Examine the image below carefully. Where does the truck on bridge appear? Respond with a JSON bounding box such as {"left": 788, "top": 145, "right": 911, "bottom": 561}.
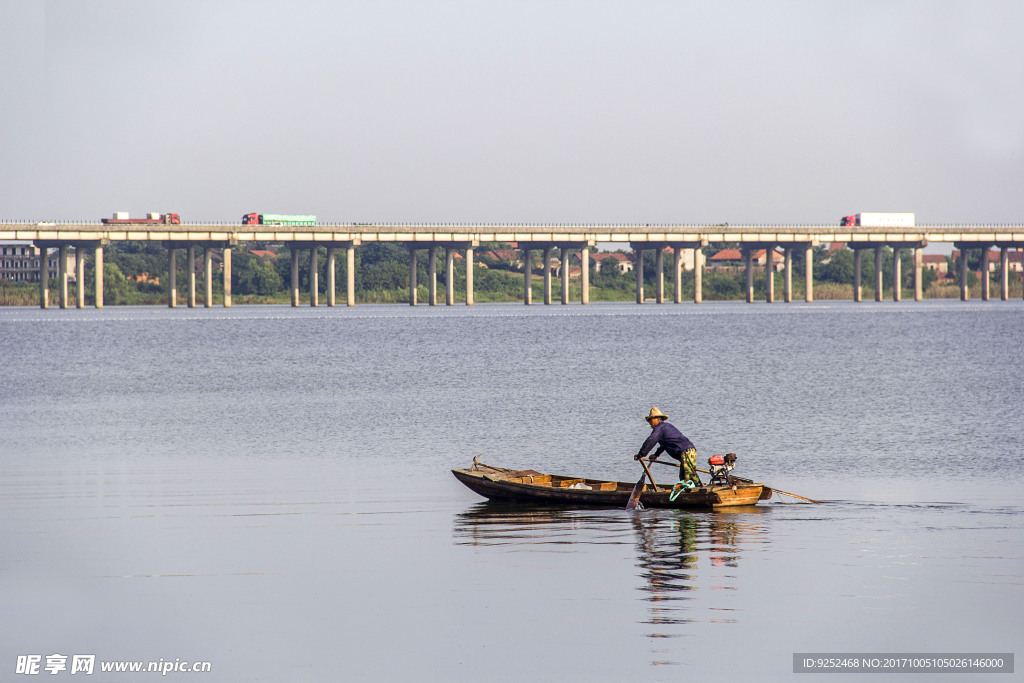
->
{"left": 242, "top": 213, "right": 316, "bottom": 226}
{"left": 101, "top": 212, "right": 181, "bottom": 225}
{"left": 840, "top": 213, "right": 915, "bottom": 228}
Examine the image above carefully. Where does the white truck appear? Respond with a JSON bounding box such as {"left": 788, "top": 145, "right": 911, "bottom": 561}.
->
{"left": 840, "top": 213, "right": 915, "bottom": 228}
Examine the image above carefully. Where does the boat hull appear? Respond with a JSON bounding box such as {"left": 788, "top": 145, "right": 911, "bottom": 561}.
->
{"left": 452, "top": 463, "right": 770, "bottom": 509}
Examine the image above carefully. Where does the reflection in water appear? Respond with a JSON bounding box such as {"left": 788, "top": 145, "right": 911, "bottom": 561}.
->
{"left": 633, "top": 513, "right": 699, "bottom": 624}
{"left": 634, "top": 509, "right": 769, "bottom": 667}
{"left": 632, "top": 510, "right": 765, "bottom": 628}
{"left": 453, "top": 503, "right": 769, "bottom": 640}
{"left": 452, "top": 501, "right": 630, "bottom": 548}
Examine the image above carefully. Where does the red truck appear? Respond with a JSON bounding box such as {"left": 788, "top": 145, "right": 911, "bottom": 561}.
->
{"left": 101, "top": 212, "right": 181, "bottom": 225}
{"left": 840, "top": 213, "right": 915, "bottom": 228}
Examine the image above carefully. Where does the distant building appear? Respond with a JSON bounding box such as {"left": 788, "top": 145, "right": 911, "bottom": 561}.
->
{"left": 652, "top": 246, "right": 697, "bottom": 271}
{"left": 0, "top": 242, "right": 71, "bottom": 283}
{"left": 482, "top": 249, "right": 523, "bottom": 268}
{"left": 709, "top": 248, "right": 783, "bottom": 271}
{"left": 952, "top": 249, "right": 1024, "bottom": 273}
{"left": 922, "top": 254, "right": 949, "bottom": 276}
{"left": 574, "top": 249, "right": 698, "bottom": 274}
{"left": 590, "top": 252, "right": 633, "bottom": 274}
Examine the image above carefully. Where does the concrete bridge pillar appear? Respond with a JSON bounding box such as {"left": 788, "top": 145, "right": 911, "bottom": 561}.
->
{"left": 744, "top": 248, "right": 754, "bottom": 303}
{"left": 804, "top": 246, "right": 813, "bottom": 303}
{"left": 76, "top": 247, "right": 85, "bottom": 308}
{"left": 309, "top": 247, "right": 319, "bottom": 307}
{"left": 58, "top": 244, "right": 68, "bottom": 309}
{"left": 959, "top": 246, "right": 969, "bottom": 300}
{"left": 874, "top": 246, "right": 884, "bottom": 302}
{"left": 428, "top": 246, "right": 437, "bottom": 306}
{"left": 1000, "top": 247, "right": 1009, "bottom": 301}
{"left": 635, "top": 249, "right": 644, "bottom": 304}
{"left": 409, "top": 247, "right": 418, "bottom": 306}
{"left": 223, "top": 247, "right": 232, "bottom": 307}
{"left": 581, "top": 246, "right": 589, "bottom": 305}
{"left": 188, "top": 245, "right": 197, "bottom": 308}
{"left": 655, "top": 248, "right": 664, "bottom": 304}
{"left": 94, "top": 245, "right": 104, "bottom": 309}
{"left": 522, "top": 248, "right": 532, "bottom": 304}
{"left": 290, "top": 247, "right": 300, "bottom": 307}
{"left": 673, "top": 247, "right": 682, "bottom": 304}
{"left": 347, "top": 246, "right": 356, "bottom": 307}
{"left": 543, "top": 246, "right": 552, "bottom": 305}
{"left": 327, "top": 247, "right": 336, "bottom": 307}
{"left": 784, "top": 248, "right": 793, "bottom": 302}
{"left": 446, "top": 247, "right": 455, "bottom": 305}
{"left": 38, "top": 246, "right": 48, "bottom": 309}
{"left": 560, "top": 246, "right": 570, "bottom": 305}
{"left": 893, "top": 247, "right": 902, "bottom": 302}
{"left": 205, "top": 247, "right": 214, "bottom": 307}
{"left": 980, "top": 246, "right": 991, "bottom": 301}
{"left": 56, "top": 244, "right": 69, "bottom": 309}
{"left": 167, "top": 247, "right": 177, "bottom": 307}
{"left": 765, "top": 246, "right": 774, "bottom": 303}
{"left": 914, "top": 247, "right": 923, "bottom": 302}
{"left": 693, "top": 248, "right": 703, "bottom": 304}
{"left": 465, "top": 247, "right": 474, "bottom": 306}
{"left": 853, "top": 249, "right": 862, "bottom": 302}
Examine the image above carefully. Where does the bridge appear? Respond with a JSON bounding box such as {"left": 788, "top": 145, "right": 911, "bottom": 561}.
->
{"left": 3, "top": 222, "right": 1022, "bottom": 308}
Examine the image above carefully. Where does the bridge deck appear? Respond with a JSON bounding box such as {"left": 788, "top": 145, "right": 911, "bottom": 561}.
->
{"left": 4, "top": 222, "right": 1021, "bottom": 310}
{"left": 2, "top": 222, "right": 1023, "bottom": 246}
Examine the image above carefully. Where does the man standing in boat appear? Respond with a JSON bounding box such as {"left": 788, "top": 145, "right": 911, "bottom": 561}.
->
{"left": 634, "top": 407, "right": 701, "bottom": 486}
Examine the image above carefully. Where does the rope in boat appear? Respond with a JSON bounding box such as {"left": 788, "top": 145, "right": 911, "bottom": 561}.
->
{"left": 668, "top": 480, "right": 695, "bottom": 501}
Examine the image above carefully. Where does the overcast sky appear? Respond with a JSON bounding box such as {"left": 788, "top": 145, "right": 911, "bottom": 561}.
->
{"left": 1, "top": 0, "right": 1021, "bottom": 226}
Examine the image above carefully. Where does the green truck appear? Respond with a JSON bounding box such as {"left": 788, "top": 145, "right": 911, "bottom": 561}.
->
{"left": 242, "top": 213, "right": 317, "bottom": 226}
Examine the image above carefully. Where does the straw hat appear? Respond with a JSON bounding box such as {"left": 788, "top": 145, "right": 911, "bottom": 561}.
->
{"left": 645, "top": 407, "right": 669, "bottom": 422}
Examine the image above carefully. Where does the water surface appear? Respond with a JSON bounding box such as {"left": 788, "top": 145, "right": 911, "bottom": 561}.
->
{"left": 2, "top": 301, "right": 1021, "bottom": 680}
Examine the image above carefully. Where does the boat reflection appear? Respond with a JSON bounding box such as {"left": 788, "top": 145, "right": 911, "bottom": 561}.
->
{"left": 454, "top": 503, "right": 768, "bottom": 632}
{"left": 452, "top": 501, "right": 629, "bottom": 547}
{"left": 632, "top": 508, "right": 767, "bottom": 630}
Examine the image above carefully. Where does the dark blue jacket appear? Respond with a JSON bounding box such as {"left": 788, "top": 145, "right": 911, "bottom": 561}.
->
{"left": 637, "top": 421, "right": 695, "bottom": 460}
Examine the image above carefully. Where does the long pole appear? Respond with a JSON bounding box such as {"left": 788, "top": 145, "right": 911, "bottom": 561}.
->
{"left": 638, "top": 458, "right": 659, "bottom": 492}
{"left": 643, "top": 457, "right": 820, "bottom": 503}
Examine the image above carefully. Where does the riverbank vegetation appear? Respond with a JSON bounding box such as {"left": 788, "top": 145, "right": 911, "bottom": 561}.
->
{"left": 4, "top": 242, "right": 1020, "bottom": 305}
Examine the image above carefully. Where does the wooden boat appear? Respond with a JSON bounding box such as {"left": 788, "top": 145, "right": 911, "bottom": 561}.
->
{"left": 452, "top": 459, "right": 772, "bottom": 509}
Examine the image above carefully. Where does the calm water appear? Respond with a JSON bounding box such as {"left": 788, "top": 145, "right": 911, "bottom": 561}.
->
{"left": 2, "top": 301, "right": 1022, "bottom": 681}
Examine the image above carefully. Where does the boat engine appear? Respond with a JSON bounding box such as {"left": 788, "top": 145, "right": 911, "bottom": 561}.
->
{"left": 708, "top": 453, "right": 738, "bottom": 485}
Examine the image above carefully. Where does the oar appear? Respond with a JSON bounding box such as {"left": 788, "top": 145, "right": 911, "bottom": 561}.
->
{"left": 625, "top": 473, "right": 646, "bottom": 511}
{"left": 638, "top": 457, "right": 660, "bottom": 492}
{"left": 768, "top": 489, "right": 821, "bottom": 504}
{"left": 626, "top": 457, "right": 662, "bottom": 511}
{"left": 645, "top": 458, "right": 821, "bottom": 503}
